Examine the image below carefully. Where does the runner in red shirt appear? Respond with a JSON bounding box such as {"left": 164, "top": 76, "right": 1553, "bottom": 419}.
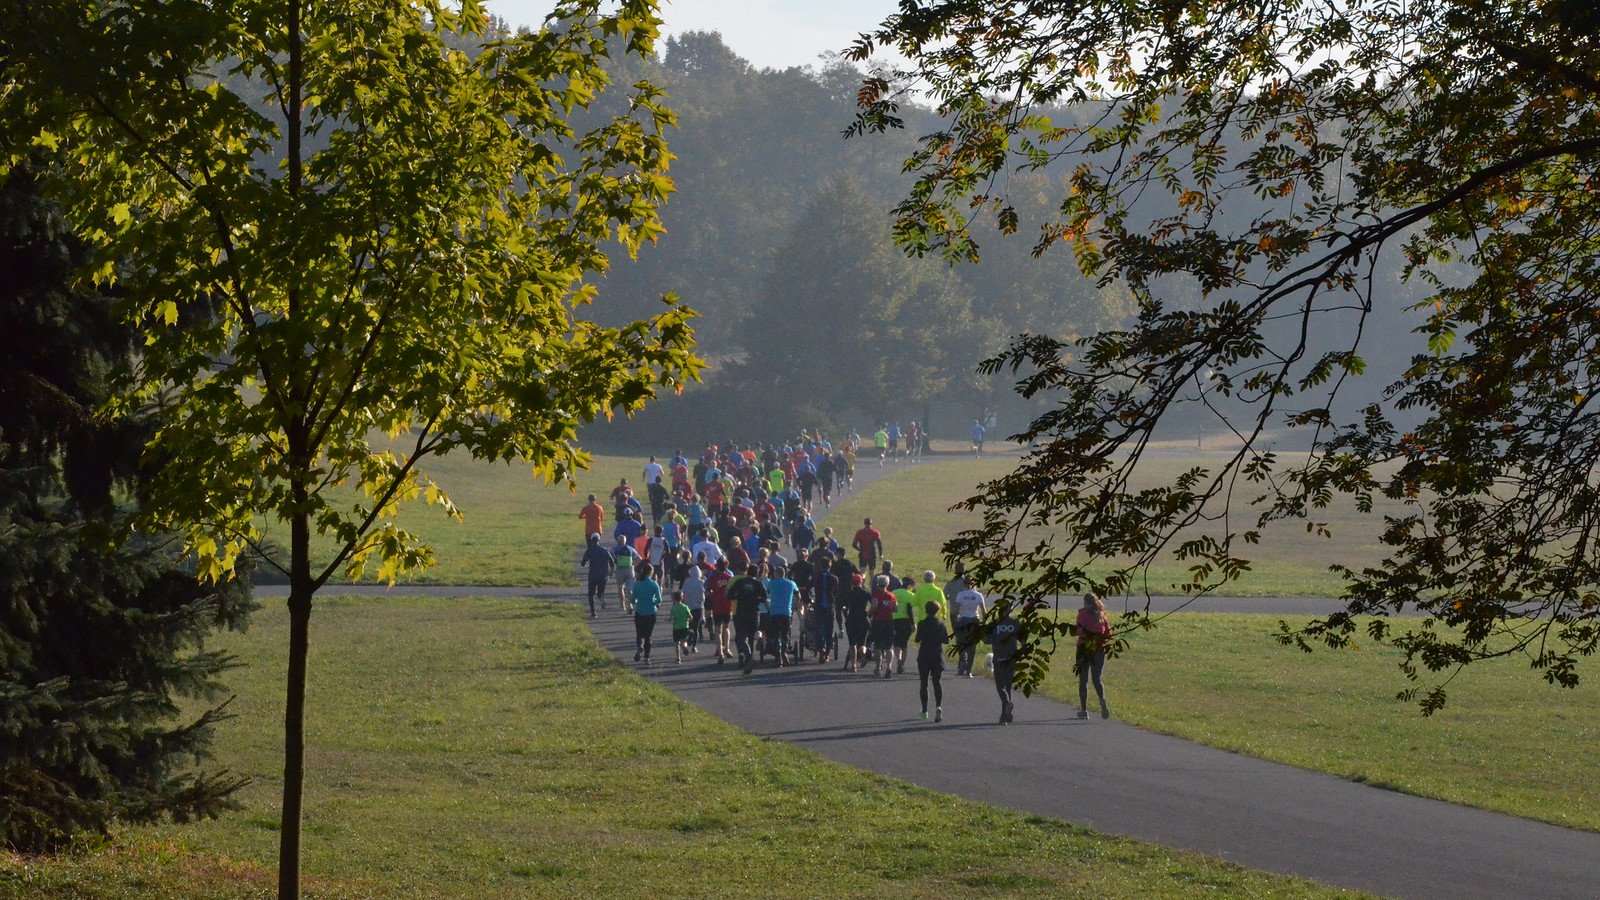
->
{"left": 868, "top": 575, "right": 898, "bottom": 678}
{"left": 578, "top": 494, "right": 605, "bottom": 544}
{"left": 853, "top": 517, "right": 884, "bottom": 571}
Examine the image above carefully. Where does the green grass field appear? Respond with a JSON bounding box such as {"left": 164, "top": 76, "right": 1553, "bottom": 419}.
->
{"left": 1030, "top": 613, "right": 1600, "bottom": 832}
{"left": 828, "top": 453, "right": 1398, "bottom": 598}
{"left": 265, "top": 452, "right": 645, "bottom": 588}
{"left": 0, "top": 598, "right": 1355, "bottom": 899}
{"left": 830, "top": 458, "right": 1600, "bottom": 831}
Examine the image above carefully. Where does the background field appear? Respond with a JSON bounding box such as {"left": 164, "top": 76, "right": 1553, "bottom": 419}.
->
{"left": 262, "top": 452, "right": 644, "bottom": 588}
{"left": 828, "top": 452, "right": 1399, "bottom": 598}
{"left": 829, "top": 456, "right": 1600, "bottom": 831}
{"left": 1, "top": 598, "right": 1352, "bottom": 899}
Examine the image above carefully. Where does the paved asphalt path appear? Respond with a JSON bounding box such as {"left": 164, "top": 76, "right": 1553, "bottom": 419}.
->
{"left": 255, "top": 456, "right": 1600, "bottom": 899}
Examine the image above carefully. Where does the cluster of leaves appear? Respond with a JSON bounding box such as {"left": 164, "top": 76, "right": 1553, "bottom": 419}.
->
{"left": 0, "top": 0, "right": 700, "bottom": 589}
{"left": 853, "top": 0, "right": 1600, "bottom": 707}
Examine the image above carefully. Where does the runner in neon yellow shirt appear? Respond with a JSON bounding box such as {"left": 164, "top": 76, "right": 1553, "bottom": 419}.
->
{"left": 873, "top": 427, "right": 888, "bottom": 466}
{"left": 767, "top": 466, "right": 785, "bottom": 494}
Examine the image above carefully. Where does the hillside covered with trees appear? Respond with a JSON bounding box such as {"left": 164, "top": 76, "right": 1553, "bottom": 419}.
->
{"left": 581, "top": 32, "right": 1132, "bottom": 445}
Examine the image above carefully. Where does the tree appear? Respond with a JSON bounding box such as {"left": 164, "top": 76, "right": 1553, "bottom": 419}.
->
{"left": 0, "top": 166, "right": 254, "bottom": 851}
{"left": 1, "top": 2, "right": 698, "bottom": 895}
{"left": 733, "top": 176, "right": 985, "bottom": 428}
{"left": 852, "top": 0, "right": 1600, "bottom": 707}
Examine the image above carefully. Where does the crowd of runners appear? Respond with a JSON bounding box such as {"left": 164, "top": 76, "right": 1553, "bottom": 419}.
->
{"left": 574, "top": 431, "right": 1113, "bottom": 725}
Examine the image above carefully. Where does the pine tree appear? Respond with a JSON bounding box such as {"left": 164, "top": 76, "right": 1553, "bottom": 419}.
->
{"left": 0, "top": 166, "right": 254, "bottom": 852}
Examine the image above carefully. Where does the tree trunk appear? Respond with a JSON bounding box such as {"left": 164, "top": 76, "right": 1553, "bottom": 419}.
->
{"left": 278, "top": 4, "right": 307, "bottom": 895}
{"left": 278, "top": 509, "right": 311, "bottom": 899}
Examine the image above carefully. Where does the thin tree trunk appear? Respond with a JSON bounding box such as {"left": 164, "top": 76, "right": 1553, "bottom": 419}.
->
{"left": 278, "top": 4, "right": 306, "bottom": 894}
{"left": 277, "top": 540, "right": 311, "bottom": 899}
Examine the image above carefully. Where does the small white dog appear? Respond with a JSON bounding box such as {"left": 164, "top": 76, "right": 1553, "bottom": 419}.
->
{"left": 983, "top": 652, "right": 994, "bottom": 672}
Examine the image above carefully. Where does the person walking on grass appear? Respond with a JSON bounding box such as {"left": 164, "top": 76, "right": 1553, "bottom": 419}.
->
{"left": 915, "top": 600, "right": 950, "bottom": 722}
{"left": 949, "top": 577, "right": 986, "bottom": 677}
{"left": 1077, "top": 593, "right": 1113, "bottom": 719}
{"left": 580, "top": 533, "right": 614, "bottom": 618}
{"left": 632, "top": 562, "right": 662, "bottom": 665}
{"left": 670, "top": 590, "right": 693, "bottom": 664}
{"left": 868, "top": 575, "right": 899, "bottom": 679}
{"left": 988, "top": 602, "right": 1022, "bottom": 724}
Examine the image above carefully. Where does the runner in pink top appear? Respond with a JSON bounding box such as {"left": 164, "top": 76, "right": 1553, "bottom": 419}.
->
{"left": 1076, "top": 594, "right": 1112, "bottom": 719}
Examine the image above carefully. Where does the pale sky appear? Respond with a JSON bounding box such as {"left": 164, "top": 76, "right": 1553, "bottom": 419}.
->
{"left": 489, "top": 0, "right": 902, "bottom": 70}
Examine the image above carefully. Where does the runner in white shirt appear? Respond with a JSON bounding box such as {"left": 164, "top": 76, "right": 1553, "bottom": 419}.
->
{"left": 643, "top": 455, "right": 664, "bottom": 486}
{"left": 691, "top": 535, "right": 725, "bottom": 566}
{"left": 950, "top": 585, "right": 987, "bottom": 677}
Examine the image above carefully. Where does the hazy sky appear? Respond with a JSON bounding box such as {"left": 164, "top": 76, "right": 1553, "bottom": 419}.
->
{"left": 488, "top": 0, "right": 901, "bottom": 70}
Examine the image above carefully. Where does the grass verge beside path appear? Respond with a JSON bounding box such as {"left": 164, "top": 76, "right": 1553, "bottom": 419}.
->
{"left": 1033, "top": 613, "right": 1600, "bottom": 832}
{"left": 3, "top": 597, "right": 1358, "bottom": 899}
{"left": 269, "top": 453, "right": 641, "bottom": 588}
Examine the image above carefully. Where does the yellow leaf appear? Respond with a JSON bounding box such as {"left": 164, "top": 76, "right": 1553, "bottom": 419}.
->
{"left": 110, "top": 202, "right": 131, "bottom": 225}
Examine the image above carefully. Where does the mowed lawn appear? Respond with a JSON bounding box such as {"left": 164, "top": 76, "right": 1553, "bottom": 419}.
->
{"left": 1031, "top": 614, "right": 1600, "bottom": 832}
{"left": 265, "top": 451, "right": 646, "bottom": 588}
{"left": 1, "top": 598, "right": 1356, "bottom": 899}
{"left": 834, "top": 457, "right": 1600, "bottom": 831}
{"left": 827, "top": 453, "right": 1401, "bottom": 598}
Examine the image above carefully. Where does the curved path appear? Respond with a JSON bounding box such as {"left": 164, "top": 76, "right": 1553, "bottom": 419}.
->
{"left": 256, "top": 456, "right": 1600, "bottom": 899}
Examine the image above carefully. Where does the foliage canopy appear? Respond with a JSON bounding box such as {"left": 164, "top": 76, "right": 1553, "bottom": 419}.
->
{"left": 853, "top": 0, "right": 1600, "bottom": 708}
{"left": 3, "top": 0, "right": 694, "bottom": 893}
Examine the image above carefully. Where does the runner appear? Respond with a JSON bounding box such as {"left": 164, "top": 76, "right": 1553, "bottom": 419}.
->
{"left": 707, "top": 560, "right": 734, "bottom": 662}
{"left": 890, "top": 574, "right": 918, "bottom": 675}
{"left": 631, "top": 562, "right": 662, "bottom": 665}
{"left": 841, "top": 443, "right": 856, "bottom": 489}
{"left": 670, "top": 590, "right": 692, "bottom": 664}
{"left": 988, "top": 601, "right": 1022, "bottom": 724}
{"left": 839, "top": 572, "right": 871, "bottom": 672}
{"left": 971, "top": 419, "right": 986, "bottom": 456}
{"left": 852, "top": 517, "right": 883, "bottom": 572}
{"left": 915, "top": 600, "right": 950, "bottom": 722}
{"left": 643, "top": 455, "right": 664, "bottom": 488}
{"left": 1076, "top": 593, "right": 1112, "bottom": 719}
{"left": 579, "top": 533, "right": 613, "bottom": 618}
{"left": 679, "top": 555, "right": 704, "bottom": 650}
{"left": 577, "top": 494, "right": 605, "bottom": 547}
{"left": 610, "top": 477, "right": 633, "bottom": 516}
{"left": 646, "top": 524, "right": 668, "bottom": 579}
{"left": 873, "top": 425, "right": 889, "bottom": 466}
{"left": 765, "top": 565, "right": 798, "bottom": 668}
{"left": 913, "top": 571, "right": 946, "bottom": 623}
{"left": 691, "top": 529, "right": 724, "bottom": 567}
{"left": 950, "top": 576, "right": 986, "bottom": 677}
{"left": 888, "top": 422, "right": 901, "bottom": 461}
{"left": 817, "top": 451, "right": 837, "bottom": 506}
{"left": 647, "top": 476, "right": 670, "bottom": 526}
{"left": 612, "top": 533, "right": 640, "bottom": 613}
{"left": 868, "top": 575, "right": 899, "bottom": 678}
{"left": 730, "top": 564, "right": 768, "bottom": 675}
{"left": 809, "top": 551, "right": 838, "bottom": 664}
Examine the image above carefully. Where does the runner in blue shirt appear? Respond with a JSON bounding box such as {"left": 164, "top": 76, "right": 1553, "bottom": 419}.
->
{"left": 631, "top": 564, "right": 663, "bottom": 664}
{"left": 971, "top": 420, "right": 986, "bottom": 456}
{"left": 765, "top": 567, "right": 799, "bottom": 667}
{"left": 579, "top": 534, "right": 614, "bottom": 618}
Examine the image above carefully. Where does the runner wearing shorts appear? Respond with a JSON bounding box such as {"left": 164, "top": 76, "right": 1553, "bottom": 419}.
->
{"left": 853, "top": 518, "right": 883, "bottom": 573}
{"left": 868, "top": 576, "right": 899, "bottom": 678}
